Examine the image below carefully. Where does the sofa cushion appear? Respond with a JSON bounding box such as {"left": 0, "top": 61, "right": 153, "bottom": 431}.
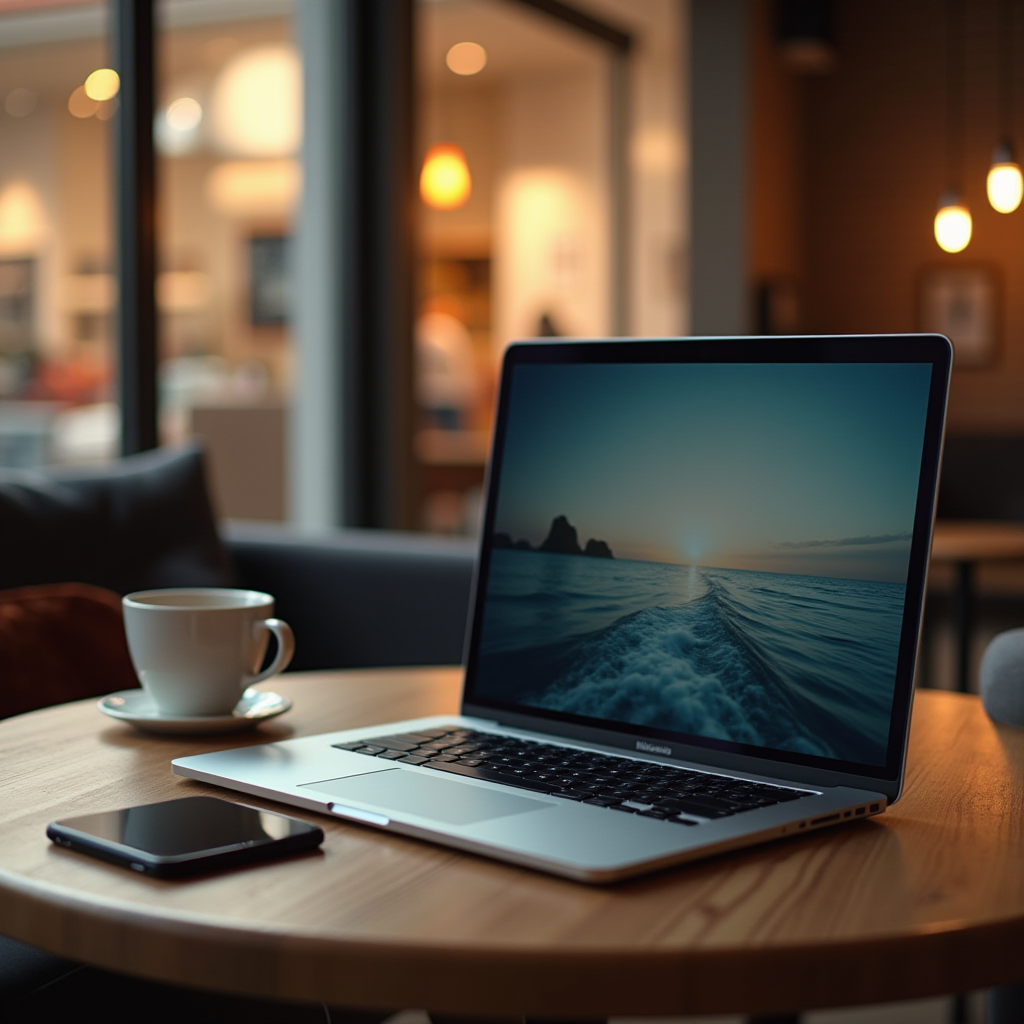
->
{"left": 0, "top": 583, "right": 139, "bottom": 720}
{"left": 0, "top": 443, "right": 234, "bottom": 595}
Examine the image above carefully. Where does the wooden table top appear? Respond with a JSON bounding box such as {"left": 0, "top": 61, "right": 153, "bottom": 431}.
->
{"left": 931, "top": 519, "right": 1024, "bottom": 563}
{"left": 3, "top": 669, "right": 1024, "bottom": 1018}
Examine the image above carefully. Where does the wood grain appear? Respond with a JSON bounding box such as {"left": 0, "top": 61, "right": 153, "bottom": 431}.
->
{"left": 2, "top": 670, "right": 1024, "bottom": 1017}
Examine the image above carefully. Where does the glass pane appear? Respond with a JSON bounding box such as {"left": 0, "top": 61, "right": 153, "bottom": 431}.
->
{"left": 156, "top": 0, "right": 299, "bottom": 521}
{"left": 0, "top": 2, "right": 115, "bottom": 467}
{"left": 414, "top": 0, "right": 686, "bottom": 535}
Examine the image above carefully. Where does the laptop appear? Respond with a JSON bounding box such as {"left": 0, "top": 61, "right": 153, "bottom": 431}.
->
{"left": 175, "top": 334, "right": 952, "bottom": 883}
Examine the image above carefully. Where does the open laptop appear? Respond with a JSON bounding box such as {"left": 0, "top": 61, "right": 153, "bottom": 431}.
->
{"left": 175, "top": 334, "right": 952, "bottom": 883}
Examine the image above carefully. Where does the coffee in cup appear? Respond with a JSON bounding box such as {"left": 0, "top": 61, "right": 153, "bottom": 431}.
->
{"left": 122, "top": 588, "right": 295, "bottom": 717}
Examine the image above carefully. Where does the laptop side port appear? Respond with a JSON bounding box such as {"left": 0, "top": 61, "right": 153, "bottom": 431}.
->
{"left": 810, "top": 813, "right": 841, "bottom": 826}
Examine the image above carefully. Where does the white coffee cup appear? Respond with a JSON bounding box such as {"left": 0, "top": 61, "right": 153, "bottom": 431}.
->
{"left": 122, "top": 588, "right": 295, "bottom": 717}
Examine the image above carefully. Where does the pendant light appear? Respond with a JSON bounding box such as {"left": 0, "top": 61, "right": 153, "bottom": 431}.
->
{"left": 936, "top": 0, "right": 971, "bottom": 252}
{"left": 987, "top": 0, "right": 1022, "bottom": 212}
{"left": 934, "top": 192, "right": 973, "bottom": 253}
{"left": 420, "top": 144, "right": 472, "bottom": 210}
{"left": 988, "top": 143, "right": 1023, "bottom": 213}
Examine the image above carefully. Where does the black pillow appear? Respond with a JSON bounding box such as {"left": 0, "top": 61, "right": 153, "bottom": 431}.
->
{"left": 0, "top": 443, "right": 235, "bottom": 595}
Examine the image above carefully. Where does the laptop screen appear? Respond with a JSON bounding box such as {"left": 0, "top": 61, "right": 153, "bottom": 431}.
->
{"left": 463, "top": 337, "right": 951, "bottom": 783}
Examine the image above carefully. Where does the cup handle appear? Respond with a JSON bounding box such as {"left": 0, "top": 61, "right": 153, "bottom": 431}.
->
{"left": 247, "top": 618, "right": 295, "bottom": 685}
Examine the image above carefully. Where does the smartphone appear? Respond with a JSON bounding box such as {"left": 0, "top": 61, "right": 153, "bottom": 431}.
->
{"left": 47, "top": 796, "right": 324, "bottom": 878}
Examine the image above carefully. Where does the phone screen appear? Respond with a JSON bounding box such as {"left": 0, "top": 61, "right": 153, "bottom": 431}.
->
{"left": 48, "top": 796, "right": 323, "bottom": 876}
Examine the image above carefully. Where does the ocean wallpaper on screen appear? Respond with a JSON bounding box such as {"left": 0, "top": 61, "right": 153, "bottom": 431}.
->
{"left": 475, "top": 361, "right": 933, "bottom": 766}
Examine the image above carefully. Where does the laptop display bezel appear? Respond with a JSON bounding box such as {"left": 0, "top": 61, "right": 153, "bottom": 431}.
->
{"left": 460, "top": 335, "right": 952, "bottom": 802}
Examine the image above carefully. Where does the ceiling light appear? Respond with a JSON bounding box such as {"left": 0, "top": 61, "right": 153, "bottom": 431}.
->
{"left": 934, "top": 193, "right": 972, "bottom": 253}
{"left": 420, "top": 144, "right": 472, "bottom": 210}
{"left": 84, "top": 68, "right": 120, "bottom": 102}
{"left": 156, "top": 97, "right": 204, "bottom": 156}
{"left": 446, "top": 42, "right": 487, "bottom": 76}
{"left": 987, "top": 142, "right": 1023, "bottom": 213}
{"left": 167, "top": 97, "right": 203, "bottom": 132}
{"left": 209, "top": 45, "right": 301, "bottom": 157}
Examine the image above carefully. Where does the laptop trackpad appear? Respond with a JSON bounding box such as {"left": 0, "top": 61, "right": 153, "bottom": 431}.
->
{"left": 302, "top": 769, "right": 552, "bottom": 826}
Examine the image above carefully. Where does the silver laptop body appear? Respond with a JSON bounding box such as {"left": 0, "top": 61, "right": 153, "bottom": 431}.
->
{"left": 175, "top": 335, "right": 952, "bottom": 883}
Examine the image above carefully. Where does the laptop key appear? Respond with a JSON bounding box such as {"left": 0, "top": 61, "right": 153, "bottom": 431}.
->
{"left": 664, "top": 797, "right": 735, "bottom": 819}
{"left": 373, "top": 734, "right": 433, "bottom": 746}
{"left": 373, "top": 740, "right": 420, "bottom": 752}
{"left": 426, "top": 760, "right": 559, "bottom": 794}
{"left": 398, "top": 754, "right": 430, "bottom": 765}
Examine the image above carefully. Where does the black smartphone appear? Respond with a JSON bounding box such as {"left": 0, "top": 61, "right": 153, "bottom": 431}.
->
{"left": 47, "top": 796, "right": 324, "bottom": 878}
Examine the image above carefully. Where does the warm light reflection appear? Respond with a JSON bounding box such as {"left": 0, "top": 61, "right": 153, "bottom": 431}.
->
{"left": 446, "top": 42, "right": 487, "bottom": 76}
{"left": 167, "top": 97, "right": 203, "bottom": 132}
{"left": 420, "top": 144, "right": 471, "bottom": 210}
{"left": 205, "top": 159, "right": 301, "bottom": 216}
{"left": 0, "top": 181, "right": 48, "bottom": 253}
{"left": 157, "top": 271, "right": 211, "bottom": 312}
{"left": 84, "top": 68, "right": 120, "bottom": 102}
{"left": 934, "top": 199, "right": 972, "bottom": 253}
{"left": 5, "top": 87, "right": 36, "bottom": 118}
{"left": 68, "top": 86, "right": 98, "bottom": 119}
{"left": 987, "top": 161, "right": 1023, "bottom": 213}
{"left": 209, "top": 45, "right": 301, "bottom": 157}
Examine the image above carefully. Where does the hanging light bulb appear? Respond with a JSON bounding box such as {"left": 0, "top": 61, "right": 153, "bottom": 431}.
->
{"left": 419, "top": 144, "right": 471, "bottom": 210}
{"left": 987, "top": 142, "right": 1023, "bottom": 213}
{"left": 934, "top": 191, "right": 972, "bottom": 253}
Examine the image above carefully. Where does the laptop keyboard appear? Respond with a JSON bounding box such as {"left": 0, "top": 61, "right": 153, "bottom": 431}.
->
{"left": 333, "top": 726, "right": 815, "bottom": 826}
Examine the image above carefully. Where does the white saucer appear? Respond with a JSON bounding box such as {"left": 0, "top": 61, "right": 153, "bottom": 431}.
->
{"left": 98, "top": 687, "right": 292, "bottom": 734}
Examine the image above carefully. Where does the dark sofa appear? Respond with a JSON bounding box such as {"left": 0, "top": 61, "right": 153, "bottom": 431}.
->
{"left": 0, "top": 443, "right": 477, "bottom": 675}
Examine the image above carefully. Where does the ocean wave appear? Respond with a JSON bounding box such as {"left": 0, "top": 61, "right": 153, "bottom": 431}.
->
{"left": 475, "top": 551, "right": 903, "bottom": 764}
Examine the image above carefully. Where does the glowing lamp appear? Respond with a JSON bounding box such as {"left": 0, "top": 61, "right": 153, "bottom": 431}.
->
{"left": 446, "top": 42, "right": 487, "bottom": 76}
{"left": 934, "top": 193, "right": 972, "bottom": 253}
{"left": 987, "top": 143, "right": 1023, "bottom": 213}
{"left": 209, "top": 45, "right": 302, "bottom": 157}
{"left": 167, "top": 97, "right": 202, "bottom": 132}
{"left": 420, "top": 144, "right": 471, "bottom": 210}
{"left": 84, "top": 69, "right": 120, "bottom": 102}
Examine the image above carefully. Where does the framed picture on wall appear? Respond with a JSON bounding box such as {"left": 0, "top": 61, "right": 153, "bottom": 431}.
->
{"left": 248, "top": 234, "right": 291, "bottom": 327}
{"left": 918, "top": 266, "right": 999, "bottom": 368}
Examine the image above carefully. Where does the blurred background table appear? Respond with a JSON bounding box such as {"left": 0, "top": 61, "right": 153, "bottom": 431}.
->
{"left": 930, "top": 520, "right": 1024, "bottom": 691}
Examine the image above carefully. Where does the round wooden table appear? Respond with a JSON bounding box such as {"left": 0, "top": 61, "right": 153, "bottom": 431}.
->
{"left": 930, "top": 520, "right": 1024, "bottom": 691}
{"left": 2, "top": 669, "right": 1024, "bottom": 1018}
